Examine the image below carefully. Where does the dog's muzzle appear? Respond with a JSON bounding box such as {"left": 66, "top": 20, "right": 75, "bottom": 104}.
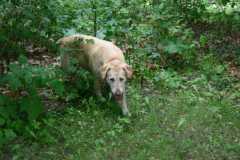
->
{"left": 113, "top": 90, "right": 123, "bottom": 101}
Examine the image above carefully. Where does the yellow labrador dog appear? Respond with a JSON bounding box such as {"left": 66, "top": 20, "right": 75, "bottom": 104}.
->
{"left": 57, "top": 34, "right": 133, "bottom": 116}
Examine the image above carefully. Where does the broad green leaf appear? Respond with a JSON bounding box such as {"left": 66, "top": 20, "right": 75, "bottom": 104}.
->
{"left": 4, "top": 129, "right": 17, "bottom": 141}
{"left": 177, "top": 117, "right": 186, "bottom": 128}
{"left": 20, "top": 96, "right": 44, "bottom": 120}
{"left": 0, "top": 117, "right": 5, "bottom": 126}
{"left": 18, "top": 55, "right": 28, "bottom": 65}
{"left": 164, "top": 42, "right": 179, "bottom": 54}
{"left": 6, "top": 74, "right": 22, "bottom": 91}
{"left": 48, "top": 79, "right": 65, "bottom": 96}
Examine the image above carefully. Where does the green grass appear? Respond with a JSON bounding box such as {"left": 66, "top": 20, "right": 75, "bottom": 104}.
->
{"left": 3, "top": 69, "right": 240, "bottom": 160}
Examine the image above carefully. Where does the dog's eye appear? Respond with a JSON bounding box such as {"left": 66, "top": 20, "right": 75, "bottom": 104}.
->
{"left": 119, "top": 77, "right": 124, "bottom": 82}
{"left": 110, "top": 78, "right": 115, "bottom": 82}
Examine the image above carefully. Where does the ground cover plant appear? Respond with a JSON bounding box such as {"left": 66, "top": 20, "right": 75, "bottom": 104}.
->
{"left": 0, "top": 0, "right": 239, "bottom": 159}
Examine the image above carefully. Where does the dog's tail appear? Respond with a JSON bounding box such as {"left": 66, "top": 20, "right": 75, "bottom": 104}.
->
{"left": 57, "top": 34, "right": 84, "bottom": 46}
{"left": 56, "top": 37, "right": 66, "bottom": 47}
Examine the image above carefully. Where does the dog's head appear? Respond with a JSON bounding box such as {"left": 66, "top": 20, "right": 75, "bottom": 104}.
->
{"left": 101, "top": 62, "right": 133, "bottom": 101}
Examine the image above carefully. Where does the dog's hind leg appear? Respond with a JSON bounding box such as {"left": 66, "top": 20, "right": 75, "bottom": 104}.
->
{"left": 60, "top": 49, "right": 70, "bottom": 71}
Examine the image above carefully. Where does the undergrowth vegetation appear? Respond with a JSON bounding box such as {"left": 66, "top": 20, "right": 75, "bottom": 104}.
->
{"left": 0, "top": 0, "right": 239, "bottom": 159}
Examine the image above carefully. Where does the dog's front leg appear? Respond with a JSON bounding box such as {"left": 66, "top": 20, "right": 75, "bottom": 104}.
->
{"left": 94, "top": 79, "right": 102, "bottom": 97}
{"left": 120, "top": 94, "right": 131, "bottom": 116}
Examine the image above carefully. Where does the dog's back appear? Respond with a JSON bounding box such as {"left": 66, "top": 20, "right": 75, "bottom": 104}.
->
{"left": 58, "top": 34, "right": 125, "bottom": 73}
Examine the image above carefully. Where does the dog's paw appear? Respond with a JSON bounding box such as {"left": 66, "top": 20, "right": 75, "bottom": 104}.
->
{"left": 123, "top": 110, "right": 131, "bottom": 117}
{"left": 127, "top": 112, "right": 132, "bottom": 117}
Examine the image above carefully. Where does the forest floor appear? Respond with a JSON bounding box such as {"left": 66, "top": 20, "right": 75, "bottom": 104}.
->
{"left": 4, "top": 63, "right": 240, "bottom": 160}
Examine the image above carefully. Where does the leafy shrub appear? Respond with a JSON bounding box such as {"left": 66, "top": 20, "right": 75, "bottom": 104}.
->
{"left": 0, "top": 0, "right": 78, "bottom": 65}
{"left": 63, "top": 0, "right": 197, "bottom": 69}
{"left": 174, "top": 0, "right": 206, "bottom": 22}
{"left": 154, "top": 69, "right": 183, "bottom": 89}
{"left": 0, "top": 56, "right": 65, "bottom": 147}
{"left": 203, "top": 1, "right": 240, "bottom": 31}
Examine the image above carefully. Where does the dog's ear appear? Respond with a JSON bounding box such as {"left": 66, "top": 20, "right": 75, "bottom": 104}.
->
{"left": 122, "top": 64, "right": 133, "bottom": 79}
{"left": 100, "top": 63, "right": 111, "bottom": 80}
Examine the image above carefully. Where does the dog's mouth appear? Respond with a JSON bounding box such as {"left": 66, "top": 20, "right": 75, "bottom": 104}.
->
{"left": 113, "top": 94, "right": 123, "bottom": 101}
